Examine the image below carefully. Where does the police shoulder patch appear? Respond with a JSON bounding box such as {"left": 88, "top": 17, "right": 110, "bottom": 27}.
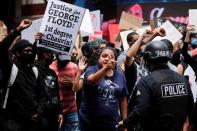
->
{"left": 136, "top": 90, "right": 141, "bottom": 96}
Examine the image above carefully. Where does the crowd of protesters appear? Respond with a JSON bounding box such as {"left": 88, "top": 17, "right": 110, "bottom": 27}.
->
{"left": 0, "top": 16, "right": 197, "bottom": 131}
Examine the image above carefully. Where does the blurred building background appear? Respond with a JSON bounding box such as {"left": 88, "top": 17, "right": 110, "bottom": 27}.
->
{"left": 1, "top": 0, "right": 197, "bottom": 31}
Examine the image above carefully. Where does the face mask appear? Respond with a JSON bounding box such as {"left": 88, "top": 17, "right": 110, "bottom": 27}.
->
{"left": 58, "top": 60, "right": 70, "bottom": 68}
{"left": 18, "top": 52, "right": 35, "bottom": 65}
{"left": 71, "top": 56, "right": 77, "bottom": 63}
{"left": 45, "top": 56, "right": 54, "bottom": 65}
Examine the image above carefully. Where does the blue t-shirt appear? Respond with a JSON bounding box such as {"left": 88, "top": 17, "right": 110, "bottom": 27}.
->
{"left": 79, "top": 65, "right": 128, "bottom": 129}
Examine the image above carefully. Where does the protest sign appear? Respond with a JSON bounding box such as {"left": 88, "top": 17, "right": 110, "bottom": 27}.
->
{"left": 189, "top": 9, "right": 197, "bottom": 33}
{"left": 80, "top": 10, "right": 101, "bottom": 37}
{"left": 80, "top": 9, "right": 94, "bottom": 36}
{"left": 150, "top": 18, "right": 187, "bottom": 31}
{"left": 170, "top": 21, "right": 187, "bottom": 31}
{"left": 136, "top": 25, "right": 151, "bottom": 36}
{"left": 101, "top": 14, "right": 104, "bottom": 26}
{"left": 108, "top": 24, "right": 120, "bottom": 43}
{"left": 150, "top": 18, "right": 166, "bottom": 29}
{"left": 90, "top": 10, "right": 101, "bottom": 31}
{"left": 22, "top": 18, "right": 42, "bottom": 43}
{"left": 119, "top": 11, "right": 143, "bottom": 30}
{"left": 153, "top": 20, "right": 183, "bottom": 45}
{"left": 184, "top": 65, "right": 197, "bottom": 102}
{"left": 89, "top": 31, "right": 102, "bottom": 41}
{"left": 120, "top": 30, "right": 133, "bottom": 50}
{"left": 39, "top": 0, "right": 85, "bottom": 54}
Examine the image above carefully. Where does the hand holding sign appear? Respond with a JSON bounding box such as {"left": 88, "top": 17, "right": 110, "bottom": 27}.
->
{"left": 187, "top": 24, "right": 195, "bottom": 32}
{"left": 184, "top": 24, "right": 195, "bottom": 43}
{"left": 140, "top": 30, "right": 148, "bottom": 38}
{"left": 153, "top": 27, "right": 166, "bottom": 37}
{"left": 34, "top": 32, "right": 43, "bottom": 42}
{"left": 146, "top": 29, "right": 153, "bottom": 35}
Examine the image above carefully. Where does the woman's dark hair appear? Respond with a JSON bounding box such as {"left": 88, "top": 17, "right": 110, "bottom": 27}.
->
{"left": 81, "top": 42, "right": 93, "bottom": 58}
{"left": 87, "top": 49, "right": 101, "bottom": 66}
{"left": 99, "top": 47, "right": 117, "bottom": 60}
{"left": 106, "top": 42, "right": 115, "bottom": 48}
{"left": 81, "top": 40, "right": 104, "bottom": 58}
{"left": 87, "top": 47, "right": 118, "bottom": 69}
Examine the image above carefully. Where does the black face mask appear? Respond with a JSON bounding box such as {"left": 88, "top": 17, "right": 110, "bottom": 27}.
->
{"left": 17, "top": 52, "right": 35, "bottom": 65}
{"left": 71, "top": 56, "right": 77, "bottom": 63}
{"left": 58, "top": 60, "right": 70, "bottom": 68}
{"left": 45, "top": 56, "right": 54, "bottom": 66}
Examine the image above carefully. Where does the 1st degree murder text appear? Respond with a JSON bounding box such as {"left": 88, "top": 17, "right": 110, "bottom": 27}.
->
{"left": 46, "top": 34, "right": 72, "bottom": 46}
{"left": 48, "top": 9, "right": 80, "bottom": 27}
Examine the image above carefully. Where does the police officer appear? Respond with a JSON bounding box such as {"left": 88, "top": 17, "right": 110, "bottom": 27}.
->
{"left": 117, "top": 40, "right": 194, "bottom": 131}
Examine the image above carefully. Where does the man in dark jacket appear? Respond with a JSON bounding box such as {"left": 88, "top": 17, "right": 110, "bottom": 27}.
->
{"left": 0, "top": 19, "right": 45, "bottom": 131}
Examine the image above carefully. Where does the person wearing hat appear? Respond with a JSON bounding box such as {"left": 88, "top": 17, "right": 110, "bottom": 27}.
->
{"left": 117, "top": 40, "right": 194, "bottom": 131}
{"left": 0, "top": 19, "right": 46, "bottom": 131}
{"left": 50, "top": 53, "right": 79, "bottom": 131}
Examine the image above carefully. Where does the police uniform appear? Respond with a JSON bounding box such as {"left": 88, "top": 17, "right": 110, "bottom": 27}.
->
{"left": 123, "top": 41, "right": 194, "bottom": 131}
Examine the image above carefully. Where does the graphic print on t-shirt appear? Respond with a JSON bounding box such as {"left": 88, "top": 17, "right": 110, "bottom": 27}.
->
{"left": 98, "top": 79, "right": 119, "bottom": 105}
{"left": 44, "top": 75, "right": 56, "bottom": 89}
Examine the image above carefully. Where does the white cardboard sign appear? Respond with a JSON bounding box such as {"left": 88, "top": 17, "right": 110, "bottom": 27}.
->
{"left": 153, "top": 20, "right": 183, "bottom": 45}
{"left": 120, "top": 30, "right": 133, "bottom": 51}
{"left": 22, "top": 18, "right": 42, "bottom": 43}
{"left": 90, "top": 10, "right": 101, "bottom": 31}
{"left": 39, "top": 0, "right": 85, "bottom": 54}
{"left": 189, "top": 9, "right": 197, "bottom": 33}
{"left": 80, "top": 9, "right": 94, "bottom": 36}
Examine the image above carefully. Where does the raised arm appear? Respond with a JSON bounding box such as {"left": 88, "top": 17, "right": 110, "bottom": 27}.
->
{"left": 73, "top": 56, "right": 87, "bottom": 91}
{"left": 143, "top": 27, "right": 166, "bottom": 44}
{"left": 126, "top": 31, "right": 146, "bottom": 66}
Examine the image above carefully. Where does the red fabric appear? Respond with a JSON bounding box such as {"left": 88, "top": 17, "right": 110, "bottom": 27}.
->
{"left": 50, "top": 61, "right": 78, "bottom": 114}
{"left": 108, "top": 24, "right": 120, "bottom": 43}
{"left": 192, "top": 48, "right": 197, "bottom": 56}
